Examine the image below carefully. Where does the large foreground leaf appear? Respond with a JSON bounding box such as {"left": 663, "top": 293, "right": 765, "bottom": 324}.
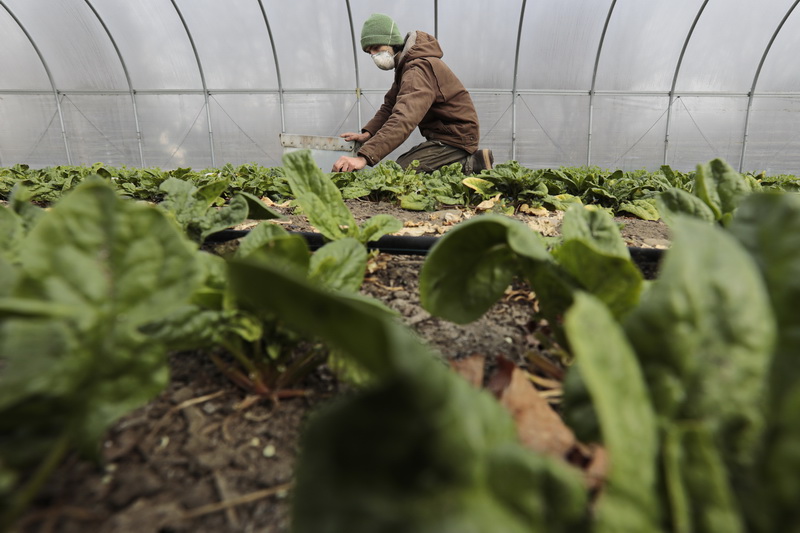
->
{"left": 624, "top": 217, "right": 774, "bottom": 469}
{"left": 662, "top": 423, "right": 745, "bottom": 533}
{"left": 564, "top": 293, "right": 660, "bottom": 533}
{"left": 228, "top": 259, "right": 587, "bottom": 533}
{"left": 729, "top": 193, "right": 800, "bottom": 405}
{"left": 729, "top": 193, "right": 800, "bottom": 531}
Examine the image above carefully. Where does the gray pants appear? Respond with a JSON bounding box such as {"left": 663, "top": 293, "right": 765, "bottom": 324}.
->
{"left": 395, "top": 140, "right": 475, "bottom": 174}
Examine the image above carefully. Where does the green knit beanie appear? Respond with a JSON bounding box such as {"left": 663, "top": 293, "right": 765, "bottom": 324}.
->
{"left": 360, "top": 14, "right": 404, "bottom": 51}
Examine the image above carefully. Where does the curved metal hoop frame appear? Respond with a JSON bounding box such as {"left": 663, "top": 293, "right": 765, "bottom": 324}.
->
{"left": 1, "top": 1, "right": 799, "bottom": 170}
{"left": 170, "top": 0, "right": 215, "bottom": 166}
{"left": 84, "top": 0, "right": 145, "bottom": 166}
{"left": 0, "top": 0, "right": 72, "bottom": 164}
{"left": 739, "top": 0, "right": 800, "bottom": 171}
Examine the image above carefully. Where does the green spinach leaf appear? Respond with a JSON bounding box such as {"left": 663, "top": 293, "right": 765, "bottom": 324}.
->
{"left": 420, "top": 214, "right": 552, "bottom": 324}
{"left": 308, "top": 238, "right": 367, "bottom": 293}
{"left": 228, "top": 259, "right": 588, "bottom": 533}
{"left": 283, "top": 151, "right": 359, "bottom": 240}
{"left": 623, "top": 217, "right": 774, "bottom": 468}
{"left": 0, "top": 179, "right": 200, "bottom": 524}
{"left": 564, "top": 293, "right": 660, "bottom": 533}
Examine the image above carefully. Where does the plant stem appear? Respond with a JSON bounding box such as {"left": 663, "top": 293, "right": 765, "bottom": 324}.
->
{"left": 1, "top": 431, "right": 70, "bottom": 530}
{"left": 209, "top": 353, "right": 256, "bottom": 391}
{"left": 277, "top": 351, "right": 322, "bottom": 390}
{"left": 274, "top": 388, "right": 312, "bottom": 400}
{"left": 220, "top": 340, "right": 261, "bottom": 378}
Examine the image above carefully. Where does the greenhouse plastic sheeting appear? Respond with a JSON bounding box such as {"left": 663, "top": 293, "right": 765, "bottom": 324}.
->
{"left": 0, "top": 0, "right": 798, "bottom": 173}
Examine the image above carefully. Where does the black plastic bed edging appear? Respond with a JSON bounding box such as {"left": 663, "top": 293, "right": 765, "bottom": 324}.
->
{"left": 205, "top": 228, "right": 665, "bottom": 274}
{"left": 206, "top": 229, "right": 439, "bottom": 255}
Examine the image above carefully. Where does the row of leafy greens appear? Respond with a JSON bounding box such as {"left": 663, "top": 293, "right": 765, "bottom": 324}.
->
{"left": 3, "top": 152, "right": 800, "bottom": 532}
{"left": 3, "top": 158, "right": 798, "bottom": 220}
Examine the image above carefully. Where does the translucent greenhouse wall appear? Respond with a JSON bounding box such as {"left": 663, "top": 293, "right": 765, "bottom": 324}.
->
{"left": 0, "top": 0, "right": 798, "bottom": 174}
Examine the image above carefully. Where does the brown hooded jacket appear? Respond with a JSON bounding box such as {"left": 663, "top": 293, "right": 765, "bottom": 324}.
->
{"left": 357, "top": 31, "right": 480, "bottom": 166}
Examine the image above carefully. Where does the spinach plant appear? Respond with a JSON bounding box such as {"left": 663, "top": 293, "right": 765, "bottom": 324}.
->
{"left": 158, "top": 176, "right": 280, "bottom": 243}
{"left": 228, "top": 257, "right": 589, "bottom": 533}
{"left": 332, "top": 160, "right": 421, "bottom": 203}
{"left": 417, "top": 162, "right": 800, "bottom": 531}
{"left": 0, "top": 178, "right": 202, "bottom": 528}
{"left": 419, "top": 204, "right": 642, "bottom": 345}
{"left": 211, "top": 162, "right": 292, "bottom": 200}
{"left": 283, "top": 150, "right": 402, "bottom": 244}
{"left": 145, "top": 220, "right": 373, "bottom": 400}
{"left": 658, "top": 158, "right": 758, "bottom": 226}
{"left": 146, "top": 150, "right": 401, "bottom": 398}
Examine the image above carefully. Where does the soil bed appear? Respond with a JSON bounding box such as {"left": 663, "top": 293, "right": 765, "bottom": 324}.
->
{"left": 18, "top": 200, "right": 670, "bottom": 533}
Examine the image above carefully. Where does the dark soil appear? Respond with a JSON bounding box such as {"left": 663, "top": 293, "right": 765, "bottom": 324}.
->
{"left": 16, "top": 200, "right": 670, "bottom": 533}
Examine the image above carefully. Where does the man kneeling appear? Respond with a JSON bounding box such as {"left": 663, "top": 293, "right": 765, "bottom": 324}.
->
{"left": 332, "top": 13, "right": 493, "bottom": 175}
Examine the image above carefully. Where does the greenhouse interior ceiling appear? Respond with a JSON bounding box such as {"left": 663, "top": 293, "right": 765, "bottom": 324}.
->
{"left": 1, "top": 0, "right": 799, "bottom": 173}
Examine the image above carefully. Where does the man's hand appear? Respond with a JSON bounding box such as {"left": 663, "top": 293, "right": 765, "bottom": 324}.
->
{"left": 340, "top": 131, "right": 371, "bottom": 143}
{"left": 332, "top": 155, "right": 368, "bottom": 173}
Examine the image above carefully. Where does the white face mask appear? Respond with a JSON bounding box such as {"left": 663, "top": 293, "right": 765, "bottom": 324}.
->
{"left": 371, "top": 50, "right": 396, "bottom": 70}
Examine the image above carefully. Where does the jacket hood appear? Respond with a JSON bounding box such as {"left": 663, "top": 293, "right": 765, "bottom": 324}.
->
{"left": 397, "top": 31, "right": 442, "bottom": 67}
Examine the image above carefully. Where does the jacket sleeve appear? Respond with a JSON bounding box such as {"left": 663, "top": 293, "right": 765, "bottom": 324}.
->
{"left": 362, "top": 83, "right": 398, "bottom": 136}
{"left": 358, "top": 63, "right": 438, "bottom": 166}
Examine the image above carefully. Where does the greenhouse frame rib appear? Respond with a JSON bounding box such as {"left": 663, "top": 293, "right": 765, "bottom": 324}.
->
{"left": 170, "top": 0, "right": 215, "bottom": 167}
{"left": 740, "top": 0, "right": 800, "bottom": 172}
{"left": 83, "top": 0, "right": 144, "bottom": 167}
{"left": 0, "top": 1, "right": 799, "bottom": 171}
{"left": 0, "top": 0, "right": 71, "bottom": 165}
{"left": 345, "top": 0, "right": 363, "bottom": 129}
{"left": 664, "top": 0, "right": 709, "bottom": 168}
{"left": 257, "top": 0, "right": 286, "bottom": 133}
{"left": 509, "top": 0, "right": 527, "bottom": 161}
{"left": 586, "top": 0, "right": 617, "bottom": 168}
